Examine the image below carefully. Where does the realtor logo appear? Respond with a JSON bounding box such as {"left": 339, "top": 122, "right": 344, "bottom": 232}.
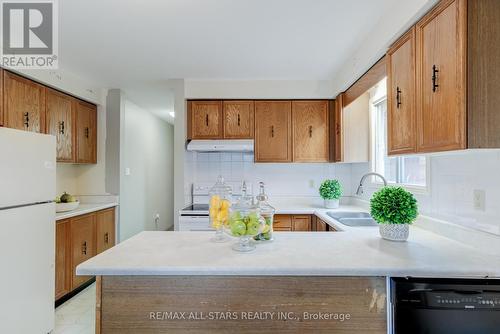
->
{"left": 1, "top": 0, "right": 58, "bottom": 68}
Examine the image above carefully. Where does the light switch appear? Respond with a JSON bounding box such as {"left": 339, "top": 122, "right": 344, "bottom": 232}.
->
{"left": 473, "top": 189, "right": 486, "bottom": 211}
{"left": 125, "top": 167, "right": 131, "bottom": 176}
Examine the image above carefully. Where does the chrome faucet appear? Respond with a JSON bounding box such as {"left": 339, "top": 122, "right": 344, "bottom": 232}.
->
{"left": 356, "top": 173, "right": 387, "bottom": 196}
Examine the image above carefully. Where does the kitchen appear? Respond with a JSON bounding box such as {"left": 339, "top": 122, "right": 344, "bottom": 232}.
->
{"left": 1, "top": 0, "right": 500, "bottom": 333}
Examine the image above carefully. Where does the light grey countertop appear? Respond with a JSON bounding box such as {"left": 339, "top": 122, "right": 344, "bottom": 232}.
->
{"left": 56, "top": 202, "right": 118, "bottom": 221}
{"left": 77, "top": 224, "right": 500, "bottom": 278}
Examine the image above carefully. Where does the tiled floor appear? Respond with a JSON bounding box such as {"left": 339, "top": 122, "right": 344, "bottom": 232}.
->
{"left": 54, "top": 283, "right": 96, "bottom": 334}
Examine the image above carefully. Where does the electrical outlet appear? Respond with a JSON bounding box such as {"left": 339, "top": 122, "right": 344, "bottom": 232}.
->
{"left": 154, "top": 214, "right": 160, "bottom": 230}
{"left": 309, "top": 180, "right": 315, "bottom": 188}
{"left": 473, "top": 189, "right": 486, "bottom": 211}
{"left": 125, "top": 167, "right": 131, "bottom": 176}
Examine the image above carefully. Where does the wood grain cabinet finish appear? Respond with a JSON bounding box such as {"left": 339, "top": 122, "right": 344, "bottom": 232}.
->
{"left": 333, "top": 95, "right": 344, "bottom": 162}
{"left": 415, "top": 0, "right": 467, "bottom": 153}
{"left": 70, "top": 213, "right": 96, "bottom": 290}
{"left": 75, "top": 100, "right": 97, "bottom": 163}
{"left": 189, "top": 101, "right": 223, "bottom": 139}
{"left": 292, "top": 215, "right": 312, "bottom": 231}
{"left": 387, "top": 28, "right": 417, "bottom": 155}
{"left": 315, "top": 217, "right": 328, "bottom": 231}
{"left": 46, "top": 89, "right": 76, "bottom": 162}
{"left": 96, "top": 208, "right": 115, "bottom": 254}
{"left": 55, "top": 219, "right": 71, "bottom": 300}
{"left": 254, "top": 101, "right": 292, "bottom": 162}
{"left": 0, "top": 69, "right": 3, "bottom": 126}
{"left": 3, "top": 71, "right": 46, "bottom": 133}
{"left": 292, "top": 100, "right": 329, "bottom": 162}
{"left": 223, "top": 101, "right": 254, "bottom": 139}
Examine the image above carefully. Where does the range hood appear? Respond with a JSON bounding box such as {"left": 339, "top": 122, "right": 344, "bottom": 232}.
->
{"left": 186, "top": 139, "right": 254, "bottom": 152}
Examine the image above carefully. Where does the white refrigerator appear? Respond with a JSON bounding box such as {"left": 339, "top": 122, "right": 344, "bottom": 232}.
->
{"left": 0, "top": 128, "right": 56, "bottom": 334}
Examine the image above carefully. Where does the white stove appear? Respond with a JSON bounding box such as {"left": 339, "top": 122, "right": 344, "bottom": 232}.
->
{"left": 178, "top": 181, "right": 252, "bottom": 231}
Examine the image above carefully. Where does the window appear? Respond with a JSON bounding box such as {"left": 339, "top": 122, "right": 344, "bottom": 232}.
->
{"left": 371, "top": 81, "right": 427, "bottom": 189}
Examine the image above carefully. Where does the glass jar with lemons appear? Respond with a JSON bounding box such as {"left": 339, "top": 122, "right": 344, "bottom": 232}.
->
{"left": 208, "top": 175, "right": 232, "bottom": 243}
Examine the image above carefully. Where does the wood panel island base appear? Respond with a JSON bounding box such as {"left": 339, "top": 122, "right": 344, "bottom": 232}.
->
{"left": 95, "top": 275, "right": 386, "bottom": 334}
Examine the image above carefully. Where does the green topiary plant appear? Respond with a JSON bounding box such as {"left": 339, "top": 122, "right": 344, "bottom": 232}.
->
{"left": 370, "top": 187, "right": 418, "bottom": 224}
{"left": 319, "top": 179, "right": 343, "bottom": 200}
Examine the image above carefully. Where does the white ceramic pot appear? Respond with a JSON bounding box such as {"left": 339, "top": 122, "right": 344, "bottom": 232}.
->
{"left": 324, "top": 199, "right": 340, "bottom": 209}
{"left": 379, "top": 224, "right": 409, "bottom": 241}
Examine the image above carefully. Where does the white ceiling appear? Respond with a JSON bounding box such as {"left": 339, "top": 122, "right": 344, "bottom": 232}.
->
{"left": 58, "top": 0, "right": 398, "bottom": 120}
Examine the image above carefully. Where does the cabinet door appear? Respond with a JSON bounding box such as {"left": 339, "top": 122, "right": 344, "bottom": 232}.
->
{"left": 254, "top": 101, "right": 292, "bottom": 162}
{"left": 96, "top": 208, "right": 115, "bottom": 254}
{"left": 0, "top": 69, "right": 3, "bottom": 126}
{"left": 223, "top": 101, "right": 254, "bottom": 139}
{"left": 55, "top": 220, "right": 70, "bottom": 300}
{"left": 387, "top": 28, "right": 417, "bottom": 155}
{"left": 3, "top": 71, "right": 46, "bottom": 133}
{"left": 415, "top": 0, "right": 466, "bottom": 153}
{"left": 316, "top": 218, "right": 327, "bottom": 231}
{"left": 70, "top": 214, "right": 96, "bottom": 290}
{"left": 46, "top": 89, "right": 75, "bottom": 162}
{"left": 292, "top": 215, "right": 311, "bottom": 231}
{"left": 190, "top": 101, "right": 222, "bottom": 139}
{"left": 333, "top": 95, "right": 344, "bottom": 162}
{"left": 292, "top": 101, "right": 329, "bottom": 162}
{"left": 273, "top": 214, "right": 292, "bottom": 230}
{"left": 75, "top": 100, "right": 97, "bottom": 163}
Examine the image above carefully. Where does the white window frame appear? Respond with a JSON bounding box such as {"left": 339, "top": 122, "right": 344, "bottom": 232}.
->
{"left": 368, "top": 86, "right": 430, "bottom": 195}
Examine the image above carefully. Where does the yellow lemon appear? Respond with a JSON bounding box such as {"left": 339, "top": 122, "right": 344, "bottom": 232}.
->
{"left": 209, "top": 207, "right": 218, "bottom": 218}
{"left": 209, "top": 195, "right": 221, "bottom": 209}
{"left": 211, "top": 219, "right": 222, "bottom": 229}
{"left": 217, "top": 209, "right": 228, "bottom": 223}
{"left": 220, "top": 199, "right": 231, "bottom": 210}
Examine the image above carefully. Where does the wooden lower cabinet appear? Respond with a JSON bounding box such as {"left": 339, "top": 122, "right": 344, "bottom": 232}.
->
{"left": 273, "top": 214, "right": 312, "bottom": 232}
{"left": 55, "top": 207, "right": 116, "bottom": 300}
{"left": 292, "top": 215, "right": 312, "bottom": 231}
{"left": 315, "top": 217, "right": 328, "bottom": 231}
{"left": 96, "top": 208, "right": 116, "bottom": 254}
{"left": 55, "top": 219, "right": 71, "bottom": 300}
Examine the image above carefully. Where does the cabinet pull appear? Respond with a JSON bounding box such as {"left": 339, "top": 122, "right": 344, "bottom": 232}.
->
{"left": 205, "top": 114, "right": 209, "bottom": 126}
{"left": 271, "top": 125, "right": 275, "bottom": 138}
{"left": 23, "top": 112, "right": 29, "bottom": 128}
{"left": 432, "top": 65, "right": 439, "bottom": 92}
{"left": 396, "top": 87, "right": 402, "bottom": 108}
{"left": 237, "top": 113, "right": 240, "bottom": 126}
{"left": 58, "top": 121, "right": 65, "bottom": 134}
{"left": 104, "top": 232, "right": 109, "bottom": 244}
{"left": 336, "top": 123, "right": 341, "bottom": 135}
{"left": 82, "top": 241, "right": 87, "bottom": 255}
{"left": 309, "top": 126, "right": 313, "bottom": 138}
{"left": 84, "top": 127, "right": 89, "bottom": 138}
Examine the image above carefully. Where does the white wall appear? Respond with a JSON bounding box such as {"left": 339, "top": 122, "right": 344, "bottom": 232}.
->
{"left": 352, "top": 150, "right": 500, "bottom": 236}
{"left": 120, "top": 99, "right": 175, "bottom": 241}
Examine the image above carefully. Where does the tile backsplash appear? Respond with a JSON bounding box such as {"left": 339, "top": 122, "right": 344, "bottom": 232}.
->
{"left": 185, "top": 152, "right": 355, "bottom": 198}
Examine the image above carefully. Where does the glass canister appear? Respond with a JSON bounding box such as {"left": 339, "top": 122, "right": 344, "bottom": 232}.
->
{"left": 226, "top": 182, "right": 264, "bottom": 252}
{"left": 208, "top": 175, "right": 232, "bottom": 243}
{"left": 254, "top": 182, "right": 275, "bottom": 242}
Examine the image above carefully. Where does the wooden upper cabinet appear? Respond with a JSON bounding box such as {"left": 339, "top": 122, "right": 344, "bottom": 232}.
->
{"left": 55, "top": 219, "right": 70, "bottom": 300}
{"left": 0, "top": 69, "right": 3, "bottom": 126}
{"left": 75, "top": 100, "right": 97, "bottom": 164}
{"left": 333, "top": 95, "right": 344, "bottom": 162}
{"left": 189, "top": 101, "right": 223, "bottom": 139}
{"left": 70, "top": 213, "right": 96, "bottom": 290}
{"left": 415, "top": 0, "right": 466, "bottom": 153}
{"left": 46, "top": 89, "right": 75, "bottom": 162}
{"left": 3, "top": 71, "right": 46, "bottom": 133}
{"left": 292, "top": 100, "right": 329, "bottom": 162}
{"left": 254, "top": 101, "right": 292, "bottom": 162}
{"left": 223, "top": 101, "right": 254, "bottom": 139}
{"left": 387, "top": 27, "right": 417, "bottom": 155}
{"left": 96, "top": 208, "right": 115, "bottom": 254}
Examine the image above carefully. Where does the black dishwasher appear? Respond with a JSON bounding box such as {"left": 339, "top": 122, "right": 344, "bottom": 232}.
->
{"left": 392, "top": 277, "right": 500, "bottom": 334}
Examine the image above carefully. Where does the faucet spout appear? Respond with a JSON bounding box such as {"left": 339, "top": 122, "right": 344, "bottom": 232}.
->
{"left": 356, "top": 172, "right": 388, "bottom": 196}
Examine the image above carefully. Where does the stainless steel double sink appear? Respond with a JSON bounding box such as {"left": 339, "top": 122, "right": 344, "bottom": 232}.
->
{"left": 326, "top": 211, "right": 378, "bottom": 227}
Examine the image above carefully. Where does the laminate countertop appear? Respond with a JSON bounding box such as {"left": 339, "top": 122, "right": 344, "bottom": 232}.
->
{"left": 56, "top": 202, "right": 118, "bottom": 221}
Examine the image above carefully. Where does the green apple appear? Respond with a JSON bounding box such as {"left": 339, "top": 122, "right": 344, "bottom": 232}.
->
{"left": 246, "top": 220, "right": 261, "bottom": 235}
{"left": 230, "top": 221, "right": 246, "bottom": 237}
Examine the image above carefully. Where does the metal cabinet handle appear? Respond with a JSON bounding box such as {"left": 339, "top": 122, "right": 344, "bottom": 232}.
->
{"left": 82, "top": 241, "right": 87, "bottom": 255}
{"left": 396, "top": 87, "right": 402, "bottom": 109}
{"left": 432, "top": 65, "right": 439, "bottom": 92}
{"left": 309, "top": 125, "right": 313, "bottom": 138}
{"left": 59, "top": 121, "right": 65, "bottom": 134}
{"left": 271, "top": 125, "right": 275, "bottom": 138}
{"left": 23, "top": 112, "right": 29, "bottom": 128}
{"left": 104, "top": 232, "right": 109, "bottom": 244}
{"left": 336, "top": 123, "right": 341, "bottom": 135}
{"left": 84, "top": 127, "right": 89, "bottom": 138}
{"left": 205, "top": 114, "right": 209, "bottom": 126}
{"left": 237, "top": 113, "right": 241, "bottom": 126}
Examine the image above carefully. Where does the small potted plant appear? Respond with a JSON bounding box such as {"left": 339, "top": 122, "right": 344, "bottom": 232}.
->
{"left": 370, "top": 186, "right": 418, "bottom": 241}
{"left": 319, "top": 179, "right": 342, "bottom": 209}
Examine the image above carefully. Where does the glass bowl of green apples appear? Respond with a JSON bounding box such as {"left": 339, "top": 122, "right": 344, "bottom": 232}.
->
{"left": 225, "top": 210, "right": 265, "bottom": 252}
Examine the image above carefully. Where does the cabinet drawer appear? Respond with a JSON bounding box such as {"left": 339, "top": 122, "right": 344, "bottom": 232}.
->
{"left": 273, "top": 214, "right": 292, "bottom": 229}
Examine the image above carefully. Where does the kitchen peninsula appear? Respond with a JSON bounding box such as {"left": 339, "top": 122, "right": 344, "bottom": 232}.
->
{"left": 78, "top": 210, "right": 500, "bottom": 334}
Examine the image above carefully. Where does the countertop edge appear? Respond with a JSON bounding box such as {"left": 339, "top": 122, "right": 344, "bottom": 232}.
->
{"left": 56, "top": 203, "right": 118, "bottom": 221}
